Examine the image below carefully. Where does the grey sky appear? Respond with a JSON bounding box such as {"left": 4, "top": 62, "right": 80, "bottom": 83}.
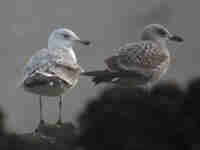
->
{"left": 0, "top": 0, "right": 199, "bottom": 133}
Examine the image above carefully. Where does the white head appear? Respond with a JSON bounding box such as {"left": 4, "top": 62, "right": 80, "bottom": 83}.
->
{"left": 141, "top": 24, "right": 183, "bottom": 44}
{"left": 48, "top": 28, "right": 91, "bottom": 49}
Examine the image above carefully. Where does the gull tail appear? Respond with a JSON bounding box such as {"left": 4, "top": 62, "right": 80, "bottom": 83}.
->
{"left": 81, "top": 70, "right": 115, "bottom": 85}
{"left": 81, "top": 70, "right": 150, "bottom": 85}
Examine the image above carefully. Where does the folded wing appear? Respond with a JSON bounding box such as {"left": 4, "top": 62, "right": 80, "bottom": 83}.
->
{"left": 21, "top": 48, "right": 83, "bottom": 86}
{"left": 82, "top": 70, "right": 151, "bottom": 85}
{"left": 105, "top": 41, "right": 168, "bottom": 75}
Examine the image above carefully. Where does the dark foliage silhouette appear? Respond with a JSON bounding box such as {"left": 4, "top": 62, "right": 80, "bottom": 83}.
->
{"left": 77, "top": 83, "right": 186, "bottom": 150}
{"left": 0, "top": 106, "right": 76, "bottom": 150}
{"left": 183, "top": 78, "right": 200, "bottom": 146}
{"left": 1, "top": 78, "right": 200, "bottom": 149}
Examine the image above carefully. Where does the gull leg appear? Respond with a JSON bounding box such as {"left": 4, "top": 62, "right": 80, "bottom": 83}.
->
{"left": 56, "top": 95, "right": 63, "bottom": 125}
{"left": 35, "top": 95, "right": 45, "bottom": 133}
{"left": 39, "top": 95, "right": 45, "bottom": 125}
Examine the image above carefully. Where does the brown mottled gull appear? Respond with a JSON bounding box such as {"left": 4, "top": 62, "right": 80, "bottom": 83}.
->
{"left": 82, "top": 24, "right": 183, "bottom": 88}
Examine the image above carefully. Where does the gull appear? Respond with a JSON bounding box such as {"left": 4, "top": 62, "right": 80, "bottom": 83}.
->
{"left": 82, "top": 24, "right": 183, "bottom": 89}
{"left": 19, "top": 28, "right": 91, "bottom": 128}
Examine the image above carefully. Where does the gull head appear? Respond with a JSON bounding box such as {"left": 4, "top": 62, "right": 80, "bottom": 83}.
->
{"left": 141, "top": 24, "right": 184, "bottom": 43}
{"left": 48, "top": 28, "right": 91, "bottom": 49}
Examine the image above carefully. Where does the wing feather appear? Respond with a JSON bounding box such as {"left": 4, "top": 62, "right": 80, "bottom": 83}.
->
{"left": 105, "top": 41, "right": 169, "bottom": 74}
{"left": 22, "top": 48, "right": 82, "bottom": 85}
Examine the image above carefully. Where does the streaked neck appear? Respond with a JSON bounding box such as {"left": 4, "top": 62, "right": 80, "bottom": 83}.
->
{"left": 155, "top": 39, "right": 167, "bottom": 48}
{"left": 141, "top": 33, "right": 167, "bottom": 48}
{"left": 141, "top": 37, "right": 167, "bottom": 48}
{"left": 48, "top": 41, "right": 77, "bottom": 63}
{"left": 48, "top": 41, "right": 72, "bottom": 50}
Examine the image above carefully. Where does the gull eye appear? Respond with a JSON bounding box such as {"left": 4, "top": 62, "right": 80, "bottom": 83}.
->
{"left": 156, "top": 28, "right": 167, "bottom": 36}
{"left": 63, "top": 33, "right": 70, "bottom": 38}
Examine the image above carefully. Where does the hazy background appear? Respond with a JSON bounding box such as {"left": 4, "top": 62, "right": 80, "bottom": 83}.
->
{"left": 0, "top": 0, "right": 199, "bottom": 133}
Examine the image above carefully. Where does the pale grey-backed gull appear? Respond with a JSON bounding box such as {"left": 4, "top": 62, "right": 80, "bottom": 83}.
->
{"left": 19, "top": 28, "right": 91, "bottom": 129}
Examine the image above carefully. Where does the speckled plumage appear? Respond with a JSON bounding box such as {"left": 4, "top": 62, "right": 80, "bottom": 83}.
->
{"left": 21, "top": 48, "right": 83, "bottom": 96}
{"left": 19, "top": 28, "right": 90, "bottom": 126}
{"left": 105, "top": 41, "right": 170, "bottom": 83}
{"left": 84, "top": 24, "right": 183, "bottom": 87}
